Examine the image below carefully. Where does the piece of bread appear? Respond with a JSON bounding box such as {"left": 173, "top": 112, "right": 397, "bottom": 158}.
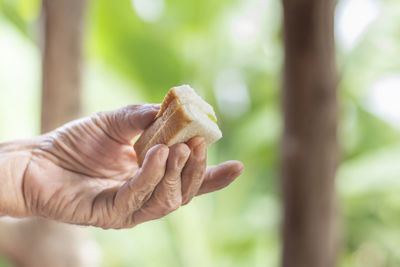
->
{"left": 134, "top": 85, "right": 222, "bottom": 166}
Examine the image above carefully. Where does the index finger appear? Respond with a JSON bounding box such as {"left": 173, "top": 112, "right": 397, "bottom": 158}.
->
{"left": 114, "top": 144, "right": 169, "bottom": 212}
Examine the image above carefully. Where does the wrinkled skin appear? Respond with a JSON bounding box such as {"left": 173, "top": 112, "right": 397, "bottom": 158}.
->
{"left": 0, "top": 104, "right": 243, "bottom": 229}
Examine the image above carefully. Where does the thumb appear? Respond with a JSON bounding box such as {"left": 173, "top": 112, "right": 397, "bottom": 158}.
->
{"left": 93, "top": 103, "right": 160, "bottom": 144}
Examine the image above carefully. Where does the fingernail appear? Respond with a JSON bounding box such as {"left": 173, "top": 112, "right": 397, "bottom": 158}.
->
{"left": 194, "top": 141, "right": 206, "bottom": 158}
{"left": 177, "top": 146, "right": 190, "bottom": 167}
{"left": 189, "top": 136, "right": 205, "bottom": 148}
{"left": 157, "top": 145, "right": 169, "bottom": 161}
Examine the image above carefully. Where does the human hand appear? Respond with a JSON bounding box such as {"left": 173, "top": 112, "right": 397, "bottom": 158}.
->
{"left": 5, "top": 104, "right": 243, "bottom": 229}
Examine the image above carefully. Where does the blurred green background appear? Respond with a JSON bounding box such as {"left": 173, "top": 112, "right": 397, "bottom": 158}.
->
{"left": 0, "top": 0, "right": 400, "bottom": 266}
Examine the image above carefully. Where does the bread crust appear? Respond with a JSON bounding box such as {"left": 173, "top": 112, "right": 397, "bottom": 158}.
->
{"left": 134, "top": 95, "right": 192, "bottom": 166}
{"left": 155, "top": 88, "right": 178, "bottom": 119}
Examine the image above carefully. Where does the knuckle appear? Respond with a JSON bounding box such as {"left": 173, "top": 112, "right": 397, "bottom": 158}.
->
{"left": 164, "top": 176, "right": 180, "bottom": 187}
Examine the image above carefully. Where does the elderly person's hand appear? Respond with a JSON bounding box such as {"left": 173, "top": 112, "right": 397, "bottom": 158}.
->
{"left": 0, "top": 104, "right": 243, "bottom": 229}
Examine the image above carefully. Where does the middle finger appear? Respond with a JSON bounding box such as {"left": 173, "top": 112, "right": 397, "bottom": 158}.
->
{"left": 181, "top": 137, "right": 207, "bottom": 205}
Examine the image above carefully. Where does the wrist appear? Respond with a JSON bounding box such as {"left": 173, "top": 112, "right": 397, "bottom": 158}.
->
{"left": 0, "top": 139, "right": 38, "bottom": 217}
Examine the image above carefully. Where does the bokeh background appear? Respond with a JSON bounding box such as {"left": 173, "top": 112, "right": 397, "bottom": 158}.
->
{"left": 0, "top": 0, "right": 400, "bottom": 266}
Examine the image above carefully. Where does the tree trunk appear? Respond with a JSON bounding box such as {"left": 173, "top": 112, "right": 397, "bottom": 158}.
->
{"left": 41, "top": 0, "right": 84, "bottom": 132}
{"left": 0, "top": 0, "right": 100, "bottom": 266}
{"left": 281, "top": 0, "right": 338, "bottom": 267}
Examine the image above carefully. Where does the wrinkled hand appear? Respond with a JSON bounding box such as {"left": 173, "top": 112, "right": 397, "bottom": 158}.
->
{"left": 20, "top": 104, "right": 243, "bottom": 229}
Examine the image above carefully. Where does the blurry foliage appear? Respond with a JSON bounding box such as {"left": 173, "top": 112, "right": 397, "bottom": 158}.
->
{"left": 337, "top": 0, "right": 400, "bottom": 265}
{"left": 1, "top": 0, "right": 400, "bottom": 266}
{"left": 0, "top": 0, "right": 40, "bottom": 36}
{"left": 86, "top": 0, "right": 243, "bottom": 102}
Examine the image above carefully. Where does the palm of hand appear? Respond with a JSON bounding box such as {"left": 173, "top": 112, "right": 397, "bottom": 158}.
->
{"left": 23, "top": 105, "right": 243, "bottom": 229}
